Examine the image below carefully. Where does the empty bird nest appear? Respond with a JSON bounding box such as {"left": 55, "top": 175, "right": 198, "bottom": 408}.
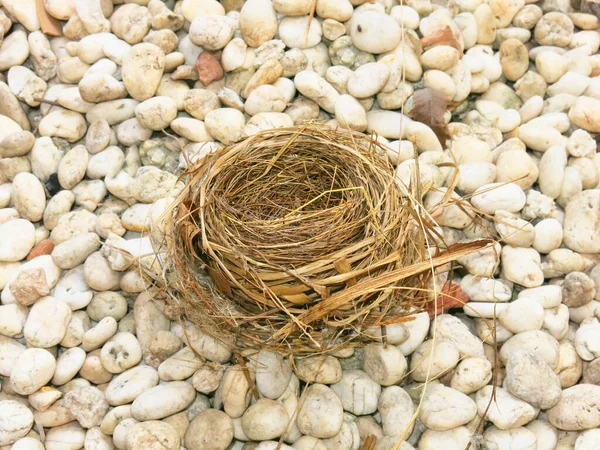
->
{"left": 159, "top": 123, "right": 489, "bottom": 354}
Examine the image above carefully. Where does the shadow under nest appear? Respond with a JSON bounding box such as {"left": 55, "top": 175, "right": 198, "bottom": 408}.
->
{"left": 160, "top": 123, "right": 487, "bottom": 355}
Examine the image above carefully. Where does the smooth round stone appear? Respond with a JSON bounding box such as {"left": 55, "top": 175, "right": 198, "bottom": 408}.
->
{"left": 105, "top": 365, "right": 160, "bottom": 406}
{"left": 45, "top": 422, "right": 86, "bottom": 450}
{"left": 189, "top": 15, "right": 234, "bottom": 51}
{"left": 52, "top": 347, "right": 86, "bottom": 386}
{"left": 239, "top": 0, "right": 278, "bottom": 47}
{"left": 135, "top": 96, "right": 178, "bottom": 130}
{"left": 278, "top": 16, "right": 322, "bottom": 49}
{"left": 499, "top": 298, "right": 544, "bottom": 333}
{"left": 450, "top": 358, "right": 493, "bottom": 395}
{"left": 548, "top": 384, "right": 600, "bottom": 431}
{"left": 241, "top": 398, "right": 289, "bottom": 440}
{"left": 350, "top": 11, "right": 401, "bottom": 54}
{"left": 410, "top": 340, "right": 460, "bottom": 382}
{"left": 0, "top": 219, "right": 35, "bottom": 262}
{"left": 121, "top": 43, "right": 165, "bottom": 101}
{"left": 482, "top": 426, "right": 537, "bottom": 450}
{"left": 476, "top": 386, "right": 537, "bottom": 430}
{"left": 100, "top": 331, "right": 142, "bottom": 373}
{"left": 12, "top": 172, "right": 46, "bottom": 222}
{"left": 10, "top": 437, "right": 45, "bottom": 450}
{"left": 131, "top": 381, "right": 196, "bottom": 421}
{"left": 378, "top": 386, "right": 415, "bottom": 437}
{"left": 10, "top": 348, "right": 56, "bottom": 395}
{"left": 126, "top": 421, "right": 180, "bottom": 450}
{"left": 24, "top": 296, "right": 71, "bottom": 348}
{"left": 575, "top": 320, "right": 600, "bottom": 361}
{"left": 347, "top": 63, "right": 390, "bottom": 98}
{"left": 471, "top": 182, "right": 526, "bottom": 214}
{"left": 505, "top": 350, "right": 562, "bottom": 409}
{"left": 563, "top": 190, "right": 600, "bottom": 253}
{"left": 297, "top": 384, "right": 344, "bottom": 439}
{"left": 419, "top": 384, "right": 477, "bottom": 431}
{"left": 294, "top": 355, "right": 343, "bottom": 384}
{"left": 185, "top": 409, "right": 233, "bottom": 450}
{"left": 363, "top": 343, "right": 407, "bottom": 386}
{"left": 330, "top": 370, "right": 381, "bottom": 416}
{"left": 255, "top": 350, "right": 292, "bottom": 399}
{"left": 500, "top": 330, "right": 560, "bottom": 370}
{"left": 0, "top": 400, "right": 34, "bottom": 446}
{"left": 419, "top": 427, "right": 472, "bottom": 450}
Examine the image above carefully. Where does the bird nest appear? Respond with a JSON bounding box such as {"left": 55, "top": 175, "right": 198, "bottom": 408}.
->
{"left": 162, "top": 123, "right": 486, "bottom": 354}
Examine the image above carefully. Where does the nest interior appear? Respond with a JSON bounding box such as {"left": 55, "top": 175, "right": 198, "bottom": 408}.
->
{"left": 165, "top": 123, "right": 486, "bottom": 353}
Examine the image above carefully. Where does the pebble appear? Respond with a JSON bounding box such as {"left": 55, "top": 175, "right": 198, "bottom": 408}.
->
{"left": 378, "top": 386, "right": 415, "bottom": 437}
{"left": 505, "top": 350, "right": 562, "bottom": 409}
{"left": 10, "top": 348, "right": 56, "bottom": 395}
{"left": 185, "top": 409, "right": 233, "bottom": 450}
{"left": 64, "top": 386, "right": 108, "bottom": 428}
{"left": 24, "top": 296, "right": 71, "bottom": 348}
{"left": 297, "top": 384, "right": 344, "bottom": 439}
{"left": 126, "top": 421, "right": 180, "bottom": 450}
{"left": 548, "top": 384, "right": 600, "bottom": 430}
{"left": 131, "top": 381, "right": 196, "bottom": 421}
{"left": 0, "top": 400, "right": 33, "bottom": 446}
{"left": 420, "top": 384, "right": 477, "bottom": 431}
{"left": 331, "top": 370, "right": 381, "bottom": 416}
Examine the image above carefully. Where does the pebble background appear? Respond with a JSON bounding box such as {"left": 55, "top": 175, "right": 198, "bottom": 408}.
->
{"left": 1, "top": 0, "right": 600, "bottom": 449}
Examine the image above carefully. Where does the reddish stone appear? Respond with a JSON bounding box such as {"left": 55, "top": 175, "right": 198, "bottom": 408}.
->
{"left": 27, "top": 239, "right": 54, "bottom": 261}
{"left": 427, "top": 281, "right": 470, "bottom": 319}
{"left": 195, "top": 51, "right": 224, "bottom": 86}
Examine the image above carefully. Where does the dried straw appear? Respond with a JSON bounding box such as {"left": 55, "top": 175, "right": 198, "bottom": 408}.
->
{"left": 161, "top": 123, "right": 490, "bottom": 354}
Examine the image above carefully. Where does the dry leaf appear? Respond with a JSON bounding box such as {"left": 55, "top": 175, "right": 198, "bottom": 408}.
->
{"left": 420, "top": 26, "right": 462, "bottom": 54}
{"left": 406, "top": 87, "right": 449, "bottom": 146}
{"left": 426, "top": 280, "right": 469, "bottom": 319}
{"left": 36, "top": 0, "right": 63, "bottom": 36}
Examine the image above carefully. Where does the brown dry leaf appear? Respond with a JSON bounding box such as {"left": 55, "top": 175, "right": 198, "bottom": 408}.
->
{"left": 407, "top": 87, "right": 449, "bottom": 145}
{"left": 420, "top": 26, "right": 462, "bottom": 54}
{"left": 36, "top": 0, "right": 63, "bottom": 36}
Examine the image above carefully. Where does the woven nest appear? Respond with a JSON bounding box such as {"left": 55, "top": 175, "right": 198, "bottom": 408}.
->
{"left": 163, "top": 123, "right": 486, "bottom": 353}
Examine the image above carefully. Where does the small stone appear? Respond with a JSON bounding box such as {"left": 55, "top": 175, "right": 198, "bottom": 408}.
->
{"left": 331, "top": 370, "right": 381, "bottom": 416}
{"left": 131, "top": 381, "right": 196, "bottom": 421}
{"left": 100, "top": 332, "right": 142, "bottom": 374}
{"left": 64, "top": 386, "right": 109, "bottom": 428}
{"left": 548, "top": 384, "right": 600, "bottom": 431}
{"left": 27, "top": 239, "right": 55, "bottom": 261}
{"left": 24, "top": 296, "right": 71, "bottom": 348}
{"left": 255, "top": 350, "right": 292, "bottom": 399}
{"left": 350, "top": 11, "right": 401, "bottom": 54}
{"left": 239, "top": 0, "right": 278, "bottom": 47}
{"left": 419, "top": 384, "right": 477, "bottom": 431}
{"left": 126, "top": 421, "right": 180, "bottom": 450}
{"left": 195, "top": 51, "right": 224, "bottom": 86}
{"left": 184, "top": 409, "right": 232, "bottom": 450}
{"left": 10, "top": 348, "right": 56, "bottom": 395}
{"left": 378, "top": 386, "right": 415, "bottom": 437}
{"left": 297, "top": 384, "right": 344, "bottom": 439}
{"left": 505, "top": 351, "right": 562, "bottom": 409}
{"left": 11, "top": 267, "right": 50, "bottom": 307}
{"left": 477, "top": 386, "right": 537, "bottom": 430}
{"left": 241, "top": 398, "right": 289, "bottom": 441}
{"left": 294, "top": 355, "right": 343, "bottom": 384}
{"left": 104, "top": 365, "right": 159, "bottom": 406}
{"left": 0, "top": 400, "right": 34, "bottom": 446}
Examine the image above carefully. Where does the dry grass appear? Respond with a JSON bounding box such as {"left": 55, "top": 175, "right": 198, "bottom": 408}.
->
{"left": 159, "top": 123, "right": 491, "bottom": 354}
